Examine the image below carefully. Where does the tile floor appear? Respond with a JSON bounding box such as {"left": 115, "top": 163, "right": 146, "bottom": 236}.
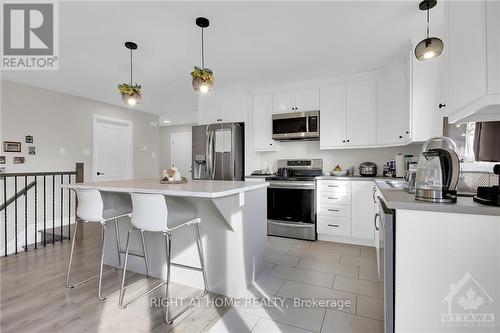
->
{"left": 209, "top": 237, "right": 384, "bottom": 333}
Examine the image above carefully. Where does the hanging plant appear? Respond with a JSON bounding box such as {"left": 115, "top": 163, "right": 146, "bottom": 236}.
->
{"left": 191, "top": 66, "right": 214, "bottom": 93}
{"left": 118, "top": 83, "right": 142, "bottom": 96}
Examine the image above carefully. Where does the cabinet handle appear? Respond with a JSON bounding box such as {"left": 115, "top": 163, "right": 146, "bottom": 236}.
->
{"left": 327, "top": 197, "right": 339, "bottom": 200}
{"left": 439, "top": 103, "right": 446, "bottom": 109}
{"left": 405, "top": 131, "right": 410, "bottom": 134}
{"left": 328, "top": 209, "right": 340, "bottom": 212}
{"left": 372, "top": 187, "right": 376, "bottom": 203}
{"left": 342, "top": 140, "right": 346, "bottom": 143}
{"left": 399, "top": 135, "right": 403, "bottom": 139}
{"left": 327, "top": 224, "right": 340, "bottom": 228}
{"left": 347, "top": 140, "right": 350, "bottom": 143}
{"left": 327, "top": 185, "right": 339, "bottom": 187}
{"left": 374, "top": 213, "right": 380, "bottom": 231}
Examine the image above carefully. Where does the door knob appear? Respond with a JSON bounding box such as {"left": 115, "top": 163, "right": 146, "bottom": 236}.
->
{"left": 97, "top": 172, "right": 104, "bottom": 176}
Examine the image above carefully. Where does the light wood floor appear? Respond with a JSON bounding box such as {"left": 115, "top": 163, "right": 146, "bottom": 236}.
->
{"left": 0, "top": 224, "right": 230, "bottom": 333}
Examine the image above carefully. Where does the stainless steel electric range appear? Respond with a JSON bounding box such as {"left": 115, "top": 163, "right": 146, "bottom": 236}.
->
{"left": 266, "top": 159, "right": 323, "bottom": 241}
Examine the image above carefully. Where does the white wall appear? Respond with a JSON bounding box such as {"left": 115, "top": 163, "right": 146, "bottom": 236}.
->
{"left": 1, "top": 80, "right": 160, "bottom": 180}
{"left": 255, "top": 141, "right": 423, "bottom": 175}
{"left": 159, "top": 124, "right": 194, "bottom": 174}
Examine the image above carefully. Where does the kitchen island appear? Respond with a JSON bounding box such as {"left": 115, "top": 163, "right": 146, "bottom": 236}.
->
{"left": 375, "top": 180, "right": 500, "bottom": 333}
{"left": 63, "top": 179, "right": 269, "bottom": 298}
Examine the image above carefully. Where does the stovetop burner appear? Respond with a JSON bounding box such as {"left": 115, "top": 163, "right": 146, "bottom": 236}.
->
{"left": 266, "top": 176, "right": 317, "bottom": 182}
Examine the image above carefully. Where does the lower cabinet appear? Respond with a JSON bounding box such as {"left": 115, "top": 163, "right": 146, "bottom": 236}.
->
{"left": 316, "top": 179, "right": 375, "bottom": 246}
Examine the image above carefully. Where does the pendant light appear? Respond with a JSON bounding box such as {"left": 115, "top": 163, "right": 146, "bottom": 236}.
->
{"left": 415, "top": 0, "right": 444, "bottom": 61}
{"left": 191, "top": 17, "right": 214, "bottom": 94}
{"left": 118, "top": 42, "right": 142, "bottom": 106}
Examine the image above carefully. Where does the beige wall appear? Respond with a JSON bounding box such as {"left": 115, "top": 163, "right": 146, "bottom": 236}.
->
{"left": 159, "top": 124, "right": 194, "bottom": 174}
{"left": 0, "top": 80, "right": 160, "bottom": 181}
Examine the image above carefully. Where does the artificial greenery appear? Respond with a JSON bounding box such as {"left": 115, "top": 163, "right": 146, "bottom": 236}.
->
{"left": 118, "top": 83, "right": 142, "bottom": 95}
{"left": 191, "top": 66, "right": 214, "bottom": 83}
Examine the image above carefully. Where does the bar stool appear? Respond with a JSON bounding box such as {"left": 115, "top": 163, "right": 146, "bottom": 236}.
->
{"left": 65, "top": 189, "right": 150, "bottom": 300}
{"left": 119, "top": 193, "right": 208, "bottom": 324}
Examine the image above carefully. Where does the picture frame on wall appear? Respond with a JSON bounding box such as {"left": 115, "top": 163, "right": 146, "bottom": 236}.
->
{"left": 3, "top": 141, "right": 21, "bottom": 152}
{"left": 13, "top": 157, "right": 25, "bottom": 164}
{"left": 25, "top": 135, "right": 33, "bottom": 144}
{"left": 28, "top": 146, "right": 36, "bottom": 155}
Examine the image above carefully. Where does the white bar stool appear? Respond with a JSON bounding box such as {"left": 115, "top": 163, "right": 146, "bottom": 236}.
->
{"left": 65, "top": 189, "right": 150, "bottom": 300}
{"left": 119, "top": 193, "right": 208, "bottom": 324}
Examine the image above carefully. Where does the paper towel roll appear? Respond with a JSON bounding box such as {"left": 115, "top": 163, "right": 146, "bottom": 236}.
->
{"left": 395, "top": 153, "right": 406, "bottom": 178}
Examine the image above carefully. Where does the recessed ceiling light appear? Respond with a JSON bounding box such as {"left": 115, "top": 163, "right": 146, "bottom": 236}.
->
{"left": 163, "top": 120, "right": 171, "bottom": 123}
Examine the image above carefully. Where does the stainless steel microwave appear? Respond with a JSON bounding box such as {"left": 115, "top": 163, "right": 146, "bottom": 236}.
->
{"left": 272, "top": 110, "right": 319, "bottom": 140}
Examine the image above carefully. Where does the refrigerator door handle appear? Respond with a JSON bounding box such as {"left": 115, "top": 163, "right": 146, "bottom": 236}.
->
{"left": 208, "top": 130, "right": 215, "bottom": 180}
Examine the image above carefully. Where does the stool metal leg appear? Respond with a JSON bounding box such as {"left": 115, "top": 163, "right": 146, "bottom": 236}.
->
{"left": 66, "top": 220, "right": 115, "bottom": 289}
{"left": 97, "top": 223, "right": 108, "bottom": 300}
{"left": 114, "top": 218, "right": 122, "bottom": 268}
{"left": 165, "top": 233, "right": 172, "bottom": 324}
{"left": 195, "top": 223, "right": 209, "bottom": 295}
{"left": 140, "top": 230, "right": 150, "bottom": 277}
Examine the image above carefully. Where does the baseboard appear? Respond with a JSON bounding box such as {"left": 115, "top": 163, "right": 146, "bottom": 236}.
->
{"left": 318, "top": 233, "right": 376, "bottom": 247}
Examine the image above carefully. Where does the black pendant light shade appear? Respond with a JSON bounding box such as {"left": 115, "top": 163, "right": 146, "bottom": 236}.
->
{"left": 192, "top": 17, "right": 214, "bottom": 94}
{"left": 118, "top": 41, "right": 142, "bottom": 106}
{"left": 415, "top": 0, "right": 444, "bottom": 61}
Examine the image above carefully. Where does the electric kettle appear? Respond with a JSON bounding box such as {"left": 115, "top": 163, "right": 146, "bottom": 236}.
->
{"left": 415, "top": 136, "right": 460, "bottom": 203}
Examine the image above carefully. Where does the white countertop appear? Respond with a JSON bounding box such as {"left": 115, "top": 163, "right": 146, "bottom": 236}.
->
{"left": 62, "top": 179, "right": 269, "bottom": 198}
{"left": 375, "top": 179, "right": 500, "bottom": 216}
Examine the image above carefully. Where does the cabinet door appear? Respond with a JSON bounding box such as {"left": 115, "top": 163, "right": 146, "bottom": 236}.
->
{"left": 376, "top": 66, "right": 411, "bottom": 145}
{"left": 197, "top": 94, "right": 221, "bottom": 124}
{"left": 351, "top": 181, "right": 375, "bottom": 241}
{"left": 273, "top": 91, "right": 296, "bottom": 114}
{"left": 346, "top": 80, "right": 376, "bottom": 146}
{"left": 295, "top": 88, "right": 320, "bottom": 111}
{"left": 252, "top": 94, "right": 278, "bottom": 151}
{"left": 220, "top": 93, "right": 245, "bottom": 123}
{"left": 447, "top": 0, "right": 487, "bottom": 114}
{"left": 320, "top": 85, "right": 347, "bottom": 148}
{"left": 486, "top": 0, "right": 500, "bottom": 95}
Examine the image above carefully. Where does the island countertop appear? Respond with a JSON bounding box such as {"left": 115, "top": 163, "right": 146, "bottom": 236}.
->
{"left": 62, "top": 179, "right": 269, "bottom": 198}
{"left": 375, "top": 179, "right": 500, "bottom": 216}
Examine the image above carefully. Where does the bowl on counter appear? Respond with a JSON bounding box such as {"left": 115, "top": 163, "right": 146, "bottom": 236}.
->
{"left": 330, "top": 170, "right": 348, "bottom": 176}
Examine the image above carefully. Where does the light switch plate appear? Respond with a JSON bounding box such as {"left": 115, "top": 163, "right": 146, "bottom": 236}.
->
{"left": 83, "top": 148, "right": 91, "bottom": 156}
{"left": 151, "top": 152, "right": 157, "bottom": 158}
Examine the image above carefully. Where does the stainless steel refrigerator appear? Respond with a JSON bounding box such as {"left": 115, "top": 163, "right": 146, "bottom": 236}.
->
{"left": 192, "top": 122, "right": 245, "bottom": 181}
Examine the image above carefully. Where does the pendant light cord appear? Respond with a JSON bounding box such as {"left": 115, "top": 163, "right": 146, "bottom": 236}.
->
{"left": 426, "top": 9, "right": 430, "bottom": 38}
{"left": 201, "top": 27, "right": 205, "bottom": 69}
{"left": 130, "top": 48, "right": 133, "bottom": 85}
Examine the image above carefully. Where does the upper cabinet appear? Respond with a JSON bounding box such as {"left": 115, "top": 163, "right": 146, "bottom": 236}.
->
{"left": 273, "top": 88, "right": 319, "bottom": 114}
{"left": 376, "top": 62, "right": 412, "bottom": 145}
{"left": 252, "top": 94, "right": 279, "bottom": 151}
{"left": 320, "top": 79, "right": 377, "bottom": 148}
{"left": 197, "top": 89, "right": 248, "bottom": 124}
{"left": 447, "top": 0, "right": 500, "bottom": 122}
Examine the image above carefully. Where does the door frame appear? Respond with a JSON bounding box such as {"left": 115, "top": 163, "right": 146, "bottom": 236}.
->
{"left": 92, "top": 115, "right": 133, "bottom": 181}
{"left": 170, "top": 132, "right": 192, "bottom": 176}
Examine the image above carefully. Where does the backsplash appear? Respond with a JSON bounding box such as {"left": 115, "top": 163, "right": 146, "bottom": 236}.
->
{"left": 255, "top": 141, "right": 424, "bottom": 175}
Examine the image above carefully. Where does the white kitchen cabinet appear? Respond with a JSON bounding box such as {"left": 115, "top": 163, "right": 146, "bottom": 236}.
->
{"left": 317, "top": 179, "right": 376, "bottom": 246}
{"left": 272, "top": 88, "right": 319, "bottom": 114}
{"left": 197, "top": 90, "right": 247, "bottom": 124}
{"left": 351, "top": 181, "right": 376, "bottom": 241}
{"left": 346, "top": 80, "right": 376, "bottom": 146}
{"left": 447, "top": 0, "right": 500, "bottom": 122}
{"left": 252, "top": 94, "right": 279, "bottom": 151}
{"left": 319, "top": 84, "right": 347, "bottom": 149}
{"left": 376, "top": 64, "right": 411, "bottom": 145}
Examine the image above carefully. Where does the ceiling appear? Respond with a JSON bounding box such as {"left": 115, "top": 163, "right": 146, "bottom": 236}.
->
{"left": 2, "top": 1, "right": 426, "bottom": 125}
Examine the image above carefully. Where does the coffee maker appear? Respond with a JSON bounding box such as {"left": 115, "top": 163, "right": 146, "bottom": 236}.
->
{"left": 415, "top": 137, "right": 460, "bottom": 203}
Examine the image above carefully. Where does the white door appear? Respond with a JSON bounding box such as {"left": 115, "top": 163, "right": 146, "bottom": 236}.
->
{"left": 346, "top": 80, "right": 376, "bottom": 146}
{"left": 93, "top": 116, "right": 133, "bottom": 181}
{"left": 252, "top": 94, "right": 278, "bottom": 151}
{"left": 273, "top": 91, "right": 295, "bottom": 114}
{"left": 320, "top": 84, "right": 347, "bottom": 149}
{"left": 352, "top": 181, "right": 376, "bottom": 241}
{"left": 171, "top": 132, "right": 192, "bottom": 179}
{"left": 295, "top": 88, "right": 320, "bottom": 111}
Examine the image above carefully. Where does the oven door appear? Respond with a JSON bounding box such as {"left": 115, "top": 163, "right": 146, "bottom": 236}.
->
{"left": 267, "top": 183, "right": 316, "bottom": 240}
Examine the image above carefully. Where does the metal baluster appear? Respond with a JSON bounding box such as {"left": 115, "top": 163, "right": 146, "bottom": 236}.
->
{"left": 52, "top": 175, "right": 55, "bottom": 244}
{"left": 3, "top": 177, "right": 7, "bottom": 256}
{"left": 43, "top": 175, "right": 47, "bottom": 247}
{"left": 60, "top": 174, "right": 63, "bottom": 242}
{"left": 24, "top": 175, "right": 28, "bottom": 251}
{"left": 68, "top": 175, "right": 71, "bottom": 240}
{"left": 34, "top": 176, "right": 38, "bottom": 249}
{"left": 14, "top": 176, "right": 18, "bottom": 254}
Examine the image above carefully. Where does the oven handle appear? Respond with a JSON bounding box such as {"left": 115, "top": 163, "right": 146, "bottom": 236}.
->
{"left": 268, "top": 220, "right": 315, "bottom": 228}
{"left": 268, "top": 183, "right": 315, "bottom": 190}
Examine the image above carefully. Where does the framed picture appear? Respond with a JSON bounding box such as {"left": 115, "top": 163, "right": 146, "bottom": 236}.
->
{"left": 25, "top": 135, "right": 33, "bottom": 143}
{"left": 0, "top": 156, "right": 5, "bottom": 164}
{"left": 28, "top": 146, "right": 36, "bottom": 155}
{"left": 3, "top": 141, "right": 21, "bottom": 152}
{"left": 13, "top": 156, "right": 25, "bottom": 164}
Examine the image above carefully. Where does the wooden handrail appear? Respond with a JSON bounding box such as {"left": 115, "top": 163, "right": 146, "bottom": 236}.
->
{"left": 0, "top": 181, "right": 35, "bottom": 212}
